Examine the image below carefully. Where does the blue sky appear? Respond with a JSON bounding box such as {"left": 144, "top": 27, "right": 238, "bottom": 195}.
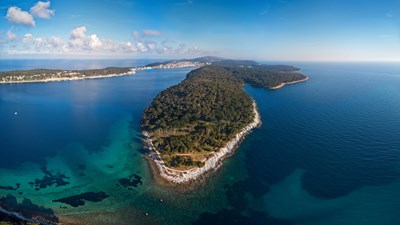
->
{"left": 0, "top": 0, "right": 399, "bottom": 61}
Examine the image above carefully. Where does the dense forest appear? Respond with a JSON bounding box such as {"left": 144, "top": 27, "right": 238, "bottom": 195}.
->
{"left": 226, "top": 66, "right": 307, "bottom": 89}
{"left": 0, "top": 67, "right": 132, "bottom": 83}
{"left": 143, "top": 63, "right": 308, "bottom": 169}
{"left": 143, "top": 66, "right": 254, "bottom": 168}
{"left": 211, "top": 59, "right": 307, "bottom": 88}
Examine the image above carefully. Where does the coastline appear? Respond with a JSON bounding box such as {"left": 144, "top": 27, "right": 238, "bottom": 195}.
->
{"left": 0, "top": 69, "right": 136, "bottom": 84}
{"left": 143, "top": 101, "right": 261, "bottom": 184}
{"left": 270, "top": 76, "right": 309, "bottom": 90}
{"left": 0, "top": 206, "right": 55, "bottom": 225}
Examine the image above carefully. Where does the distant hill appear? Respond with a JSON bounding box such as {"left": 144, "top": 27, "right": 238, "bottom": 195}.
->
{"left": 190, "top": 56, "right": 226, "bottom": 63}
{"left": 145, "top": 56, "right": 301, "bottom": 72}
{"left": 145, "top": 56, "right": 225, "bottom": 67}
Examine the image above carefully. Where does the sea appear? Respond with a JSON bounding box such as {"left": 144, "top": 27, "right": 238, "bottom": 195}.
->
{"left": 0, "top": 59, "right": 399, "bottom": 225}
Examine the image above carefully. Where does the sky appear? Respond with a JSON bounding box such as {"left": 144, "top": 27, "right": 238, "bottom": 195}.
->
{"left": 0, "top": 0, "right": 399, "bottom": 61}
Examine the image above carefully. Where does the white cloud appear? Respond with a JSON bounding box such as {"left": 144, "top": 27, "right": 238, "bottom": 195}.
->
{"left": 187, "top": 46, "right": 200, "bottom": 54}
{"left": 71, "top": 26, "right": 87, "bottom": 39}
{"left": 69, "top": 26, "right": 92, "bottom": 50}
{"left": 23, "top": 33, "right": 44, "bottom": 48}
{"left": 6, "top": 30, "right": 17, "bottom": 41}
{"left": 175, "top": 43, "right": 187, "bottom": 54}
{"left": 132, "top": 31, "right": 147, "bottom": 52}
{"left": 69, "top": 26, "right": 125, "bottom": 52}
{"left": 136, "top": 42, "right": 147, "bottom": 52}
{"left": 121, "top": 41, "right": 137, "bottom": 52}
{"left": 102, "top": 39, "right": 119, "bottom": 52}
{"left": 142, "top": 29, "right": 161, "bottom": 37}
{"left": 5, "top": 1, "right": 54, "bottom": 27}
{"left": 21, "top": 33, "right": 66, "bottom": 53}
{"left": 87, "top": 34, "right": 103, "bottom": 50}
{"left": 145, "top": 41, "right": 157, "bottom": 50}
{"left": 22, "top": 33, "right": 34, "bottom": 44}
{"left": 132, "top": 31, "right": 142, "bottom": 42}
{"left": 6, "top": 7, "right": 35, "bottom": 26}
{"left": 69, "top": 38, "right": 84, "bottom": 48}
{"left": 30, "top": 1, "right": 54, "bottom": 19}
{"left": 47, "top": 36, "right": 65, "bottom": 48}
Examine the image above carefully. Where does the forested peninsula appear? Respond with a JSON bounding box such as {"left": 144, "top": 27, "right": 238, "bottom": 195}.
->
{"left": 0, "top": 56, "right": 308, "bottom": 184}
{"left": 142, "top": 58, "right": 308, "bottom": 183}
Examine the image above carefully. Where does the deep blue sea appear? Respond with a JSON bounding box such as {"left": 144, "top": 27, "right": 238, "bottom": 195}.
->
{"left": 0, "top": 59, "right": 399, "bottom": 225}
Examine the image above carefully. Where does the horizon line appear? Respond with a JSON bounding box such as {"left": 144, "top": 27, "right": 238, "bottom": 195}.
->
{"left": 0, "top": 57, "right": 399, "bottom": 63}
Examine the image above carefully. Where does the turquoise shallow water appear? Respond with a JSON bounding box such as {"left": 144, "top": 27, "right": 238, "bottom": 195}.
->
{"left": 0, "top": 60, "right": 400, "bottom": 224}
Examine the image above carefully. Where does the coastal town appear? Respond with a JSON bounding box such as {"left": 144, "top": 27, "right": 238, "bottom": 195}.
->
{"left": 136, "top": 61, "right": 209, "bottom": 71}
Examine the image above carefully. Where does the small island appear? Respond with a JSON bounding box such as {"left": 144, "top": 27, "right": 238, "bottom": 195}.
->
{"left": 142, "top": 58, "right": 308, "bottom": 183}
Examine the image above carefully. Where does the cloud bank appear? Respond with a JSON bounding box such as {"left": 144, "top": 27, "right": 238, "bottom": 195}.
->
{"left": 2, "top": 1, "right": 213, "bottom": 58}
{"left": 3, "top": 26, "right": 213, "bottom": 57}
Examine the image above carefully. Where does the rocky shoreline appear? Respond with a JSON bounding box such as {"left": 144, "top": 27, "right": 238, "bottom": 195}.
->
{"left": 270, "top": 76, "right": 309, "bottom": 90}
{"left": 143, "top": 101, "right": 261, "bottom": 184}
{"left": 0, "top": 206, "right": 54, "bottom": 225}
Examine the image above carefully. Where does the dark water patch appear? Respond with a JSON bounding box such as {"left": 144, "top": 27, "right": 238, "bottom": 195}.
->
{"left": 118, "top": 174, "right": 143, "bottom": 190}
{"left": 193, "top": 209, "right": 293, "bottom": 225}
{"left": 106, "top": 164, "right": 114, "bottom": 169}
{"left": 244, "top": 135, "right": 296, "bottom": 185}
{"left": 76, "top": 164, "right": 86, "bottom": 177}
{"left": 224, "top": 178, "right": 268, "bottom": 211}
{"left": 0, "top": 195, "right": 58, "bottom": 224}
{"left": 76, "top": 163, "right": 86, "bottom": 171}
{"left": 0, "top": 183, "right": 20, "bottom": 191}
{"left": 301, "top": 165, "right": 400, "bottom": 199}
{"left": 195, "top": 164, "right": 282, "bottom": 225}
{"left": 29, "top": 166, "right": 69, "bottom": 190}
{"left": 85, "top": 139, "right": 111, "bottom": 154}
{"left": 52, "top": 191, "right": 109, "bottom": 207}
